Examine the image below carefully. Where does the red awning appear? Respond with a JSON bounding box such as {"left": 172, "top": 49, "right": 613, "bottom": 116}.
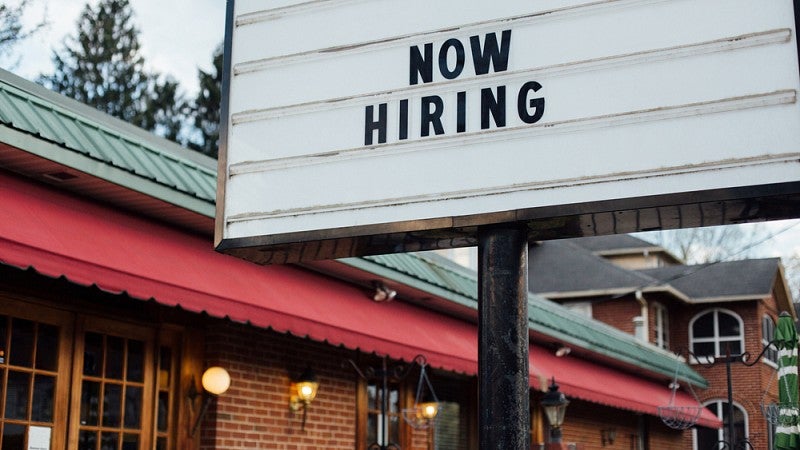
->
{"left": 0, "top": 171, "right": 719, "bottom": 428}
{"left": 529, "top": 348, "right": 720, "bottom": 427}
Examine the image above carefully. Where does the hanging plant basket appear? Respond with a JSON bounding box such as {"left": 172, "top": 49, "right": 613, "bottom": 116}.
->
{"left": 658, "top": 357, "right": 704, "bottom": 430}
{"left": 401, "top": 406, "right": 437, "bottom": 430}
{"left": 658, "top": 405, "right": 703, "bottom": 430}
{"left": 762, "top": 401, "right": 800, "bottom": 425}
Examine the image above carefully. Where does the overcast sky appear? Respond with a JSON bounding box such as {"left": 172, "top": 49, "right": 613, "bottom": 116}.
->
{"left": 2, "top": 0, "right": 226, "bottom": 96}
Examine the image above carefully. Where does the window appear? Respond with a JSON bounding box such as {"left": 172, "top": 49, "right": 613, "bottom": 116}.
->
{"left": 433, "top": 402, "right": 464, "bottom": 449}
{"left": 562, "top": 301, "right": 592, "bottom": 318}
{"left": 694, "top": 401, "right": 747, "bottom": 450}
{"left": 431, "top": 376, "right": 473, "bottom": 450}
{"left": 356, "top": 361, "right": 475, "bottom": 450}
{"left": 653, "top": 302, "right": 669, "bottom": 350}
{"left": 762, "top": 315, "right": 778, "bottom": 365}
{"left": 72, "top": 320, "right": 155, "bottom": 450}
{"left": 0, "top": 299, "right": 180, "bottom": 450}
{"left": 70, "top": 318, "right": 179, "bottom": 450}
{"left": 364, "top": 379, "right": 404, "bottom": 447}
{"left": 0, "top": 313, "right": 71, "bottom": 450}
{"left": 356, "top": 362, "right": 410, "bottom": 450}
{"left": 690, "top": 309, "right": 744, "bottom": 361}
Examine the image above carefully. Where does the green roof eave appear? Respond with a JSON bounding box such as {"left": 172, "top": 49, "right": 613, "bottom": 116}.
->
{"left": 338, "top": 256, "right": 477, "bottom": 309}
{"left": 528, "top": 298, "right": 708, "bottom": 388}
{"left": 0, "top": 125, "right": 215, "bottom": 217}
{"left": 0, "top": 69, "right": 217, "bottom": 210}
{"left": 338, "top": 252, "right": 708, "bottom": 389}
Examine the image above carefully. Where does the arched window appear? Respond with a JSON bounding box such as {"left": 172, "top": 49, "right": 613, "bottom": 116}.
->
{"left": 762, "top": 315, "right": 778, "bottom": 365}
{"left": 694, "top": 400, "right": 748, "bottom": 450}
{"left": 689, "top": 309, "right": 744, "bottom": 361}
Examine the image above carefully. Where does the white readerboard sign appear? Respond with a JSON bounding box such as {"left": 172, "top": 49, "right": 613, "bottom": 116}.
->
{"left": 216, "top": 0, "right": 800, "bottom": 263}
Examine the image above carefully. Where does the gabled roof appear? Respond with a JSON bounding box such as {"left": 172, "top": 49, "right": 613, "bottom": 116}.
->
{"left": 563, "top": 234, "right": 682, "bottom": 263}
{"left": 529, "top": 239, "right": 660, "bottom": 295}
{"left": 566, "top": 234, "right": 660, "bottom": 253}
{"left": 639, "top": 258, "right": 782, "bottom": 301}
{"left": 530, "top": 237, "right": 793, "bottom": 311}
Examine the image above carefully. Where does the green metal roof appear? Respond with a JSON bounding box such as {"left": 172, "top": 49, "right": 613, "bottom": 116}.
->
{"left": 0, "top": 69, "right": 216, "bottom": 216}
{"left": 0, "top": 68, "right": 705, "bottom": 388}
{"left": 342, "top": 252, "right": 707, "bottom": 388}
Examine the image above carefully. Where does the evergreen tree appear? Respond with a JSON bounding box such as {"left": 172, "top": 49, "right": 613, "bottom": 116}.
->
{"left": 0, "top": 0, "right": 47, "bottom": 62}
{"left": 142, "top": 75, "right": 184, "bottom": 142}
{"left": 39, "top": 0, "right": 184, "bottom": 139}
{"left": 188, "top": 43, "right": 223, "bottom": 158}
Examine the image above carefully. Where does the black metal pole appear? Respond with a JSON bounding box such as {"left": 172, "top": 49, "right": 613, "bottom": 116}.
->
{"left": 478, "top": 224, "right": 530, "bottom": 450}
{"left": 725, "top": 346, "right": 735, "bottom": 448}
{"left": 382, "top": 356, "right": 389, "bottom": 449}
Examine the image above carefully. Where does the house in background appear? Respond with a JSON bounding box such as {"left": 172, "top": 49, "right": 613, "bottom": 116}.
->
{"left": 529, "top": 235, "right": 795, "bottom": 449}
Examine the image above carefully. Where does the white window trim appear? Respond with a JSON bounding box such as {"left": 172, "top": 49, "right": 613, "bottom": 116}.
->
{"left": 688, "top": 308, "right": 745, "bottom": 364}
{"left": 692, "top": 399, "right": 749, "bottom": 450}
{"left": 653, "top": 302, "right": 669, "bottom": 350}
{"left": 762, "top": 314, "right": 779, "bottom": 369}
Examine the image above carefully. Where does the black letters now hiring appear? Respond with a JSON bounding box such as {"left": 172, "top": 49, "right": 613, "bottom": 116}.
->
{"left": 364, "top": 83, "right": 545, "bottom": 146}
{"left": 364, "top": 30, "right": 545, "bottom": 146}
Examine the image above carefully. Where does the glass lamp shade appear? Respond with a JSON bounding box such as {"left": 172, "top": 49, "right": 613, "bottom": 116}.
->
{"left": 417, "top": 402, "right": 439, "bottom": 420}
{"left": 402, "top": 401, "right": 439, "bottom": 430}
{"left": 543, "top": 401, "right": 568, "bottom": 428}
{"left": 294, "top": 366, "right": 319, "bottom": 404}
{"left": 540, "top": 378, "right": 569, "bottom": 428}
{"left": 202, "top": 367, "right": 231, "bottom": 396}
{"left": 295, "top": 380, "right": 319, "bottom": 403}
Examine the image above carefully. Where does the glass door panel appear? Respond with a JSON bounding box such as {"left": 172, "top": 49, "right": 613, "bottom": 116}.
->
{"left": 0, "top": 301, "right": 180, "bottom": 450}
{"left": 0, "top": 316, "right": 63, "bottom": 450}
{"left": 74, "top": 330, "right": 152, "bottom": 450}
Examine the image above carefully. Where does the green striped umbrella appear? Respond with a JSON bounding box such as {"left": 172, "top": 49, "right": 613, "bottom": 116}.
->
{"left": 775, "top": 311, "right": 799, "bottom": 450}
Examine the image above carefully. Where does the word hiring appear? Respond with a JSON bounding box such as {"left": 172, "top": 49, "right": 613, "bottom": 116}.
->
{"left": 365, "top": 29, "right": 545, "bottom": 146}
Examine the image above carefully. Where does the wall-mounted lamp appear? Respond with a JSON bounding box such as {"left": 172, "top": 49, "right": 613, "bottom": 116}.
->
{"left": 188, "top": 366, "right": 231, "bottom": 437}
{"left": 601, "top": 428, "right": 617, "bottom": 446}
{"left": 289, "top": 367, "right": 319, "bottom": 431}
{"left": 372, "top": 281, "right": 397, "bottom": 302}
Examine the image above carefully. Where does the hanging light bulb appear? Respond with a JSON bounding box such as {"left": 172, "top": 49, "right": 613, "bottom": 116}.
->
{"left": 402, "top": 356, "right": 440, "bottom": 430}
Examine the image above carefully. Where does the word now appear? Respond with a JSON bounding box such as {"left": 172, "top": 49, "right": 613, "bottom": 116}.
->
{"left": 363, "top": 29, "right": 546, "bottom": 146}
{"left": 410, "top": 30, "right": 512, "bottom": 85}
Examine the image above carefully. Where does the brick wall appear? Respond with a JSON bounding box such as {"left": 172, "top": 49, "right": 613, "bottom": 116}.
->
{"left": 199, "top": 322, "right": 358, "bottom": 450}
{"left": 557, "top": 400, "right": 685, "bottom": 450}
{"left": 197, "top": 321, "right": 436, "bottom": 450}
{"left": 191, "top": 297, "right": 785, "bottom": 449}
{"left": 592, "top": 296, "right": 640, "bottom": 336}
{"left": 670, "top": 298, "right": 782, "bottom": 450}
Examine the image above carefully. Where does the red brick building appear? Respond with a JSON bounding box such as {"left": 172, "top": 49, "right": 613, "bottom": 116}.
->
{"left": 0, "top": 69, "right": 721, "bottom": 450}
{"left": 530, "top": 235, "right": 796, "bottom": 449}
